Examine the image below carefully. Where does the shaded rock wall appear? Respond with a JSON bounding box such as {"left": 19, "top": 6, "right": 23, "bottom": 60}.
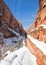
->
{"left": 0, "top": 0, "right": 26, "bottom": 38}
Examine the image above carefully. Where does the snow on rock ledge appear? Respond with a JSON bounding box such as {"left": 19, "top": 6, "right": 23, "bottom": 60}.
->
{"left": 40, "top": 24, "right": 46, "bottom": 29}
{"left": 27, "top": 35, "right": 46, "bottom": 55}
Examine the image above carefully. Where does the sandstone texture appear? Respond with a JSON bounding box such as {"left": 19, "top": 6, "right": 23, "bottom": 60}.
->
{"left": 26, "top": 0, "right": 46, "bottom": 65}
{"left": 27, "top": 0, "right": 46, "bottom": 43}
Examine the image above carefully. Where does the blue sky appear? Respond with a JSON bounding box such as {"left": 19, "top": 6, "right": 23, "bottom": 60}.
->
{"left": 4, "top": 0, "right": 39, "bottom": 29}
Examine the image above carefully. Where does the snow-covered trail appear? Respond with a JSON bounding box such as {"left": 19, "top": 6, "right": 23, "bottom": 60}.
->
{"left": 0, "top": 46, "right": 37, "bottom": 65}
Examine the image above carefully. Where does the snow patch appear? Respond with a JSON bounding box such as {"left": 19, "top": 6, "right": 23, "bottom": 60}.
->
{"left": 5, "top": 51, "right": 12, "bottom": 55}
{"left": 31, "top": 28, "right": 38, "bottom": 32}
{"left": 27, "top": 35, "right": 46, "bottom": 55}
{"left": 4, "top": 37, "right": 18, "bottom": 46}
{"left": 40, "top": 24, "right": 46, "bottom": 29}
{"left": 7, "top": 26, "right": 20, "bottom": 36}
{"left": 4, "top": 36, "right": 25, "bottom": 46}
{"left": 0, "top": 46, "right": 37, "bottom": 65}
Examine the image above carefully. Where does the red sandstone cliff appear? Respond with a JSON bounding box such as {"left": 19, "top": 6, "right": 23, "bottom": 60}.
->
{"left": 26, "top": 0, "right": 46, "bottom": 42}
{"left": 26, "top": 0, "right": 46, "bottom": 65}
{"left": 26, "top": 0, "right": 46, "bottom": 33}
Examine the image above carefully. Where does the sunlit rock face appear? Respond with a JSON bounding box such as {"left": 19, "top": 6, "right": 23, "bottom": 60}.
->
{"left": 26, "top": 0, "right": 46, "bottom": 32}
{"left": 26, "top": 0, "right": 46, "bottom": 65}
{"left": 30, "top": 0, "right": 46, "bottom": 42}
{"left": 35, "top": 0, "right": 46, "bottom": 27}
{"left": 0, "top": 0, "right": 26, "bottom": 38}
{"left": 27, "top": 0, "right": 46, "bottom": 43}
{"left": 39, "top": 0, "right": 46, "bottom": 10}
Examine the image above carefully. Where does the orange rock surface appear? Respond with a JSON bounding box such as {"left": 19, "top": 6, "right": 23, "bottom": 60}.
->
{"left": 26, "top": 0, "right": 46, "bottom": 65}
